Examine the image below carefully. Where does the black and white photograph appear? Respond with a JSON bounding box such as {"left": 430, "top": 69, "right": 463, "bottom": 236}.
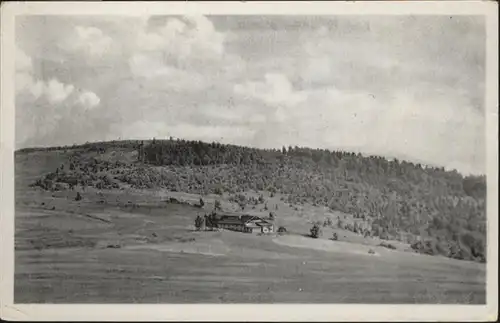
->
{"left": 1, "top": 1, "right": 498, "bottom": 321}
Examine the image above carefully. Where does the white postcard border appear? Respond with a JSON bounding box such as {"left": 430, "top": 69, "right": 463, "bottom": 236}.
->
{"left": 1, "top": 1, "right": 498, "bottom": 321}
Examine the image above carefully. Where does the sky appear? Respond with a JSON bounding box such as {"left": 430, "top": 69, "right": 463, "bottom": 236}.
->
{"left": 15, "top": 15, "right": 486, "bottom": 175}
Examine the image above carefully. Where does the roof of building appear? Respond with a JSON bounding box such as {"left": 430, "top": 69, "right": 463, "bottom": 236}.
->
{"left": 218, "top": 219, "right": 245, "bottom": 225}
{"left": 217, "top": 214, "right": 272, "bottom": 226}
{"left": 218, "top": 211, "right": 244, "bottom": 217}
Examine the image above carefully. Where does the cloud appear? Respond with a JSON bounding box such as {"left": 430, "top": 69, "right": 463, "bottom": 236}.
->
{"left": 39, "top": 79, "right": 75, "bottom": 103}
{"left": 201, "top": 103, "right": 266, "bottom": 125}
{"left": 16, "top": 48, "right": 71, "bottom": 102}
{"left": 234, "top": 73, "right": 307, "bottom": 107}
{"left": 77, "top": 91, "right": 101, "bottom": 109}
{"left": 15, "top": 47, "right": 102, "bottom": 147}
{"left": 134, "top": 15, "right": 226, "bottom": 68}
{"left": 16, "top": 46, "right": 33, "bottom": 72}
{"left": 60, "top": 25, "right": 114, "bottom": 58}
{"left": 15, "top": 47, "right": 34, "bottom": 93}
{"left": 127, "top": 14, "right": 244, "bottom": 97}
{"left": 109, "top": 14, "right": 252, "bottom": 138}
{"left": 128, "top": 53, "right": 209, "bottom": 93}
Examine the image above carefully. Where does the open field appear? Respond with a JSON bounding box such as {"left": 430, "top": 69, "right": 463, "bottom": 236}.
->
{"left": 14, "top": 149, "right": 486, "bottom": 304}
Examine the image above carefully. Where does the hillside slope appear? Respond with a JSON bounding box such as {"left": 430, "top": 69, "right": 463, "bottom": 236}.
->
{"left": 20, "top": 139, "right": 487, "bottom": 262}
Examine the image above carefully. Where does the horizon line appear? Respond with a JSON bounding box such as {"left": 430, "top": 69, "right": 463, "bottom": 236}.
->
{"left": 14, "top": 136, "right": 486, "bottom": 178}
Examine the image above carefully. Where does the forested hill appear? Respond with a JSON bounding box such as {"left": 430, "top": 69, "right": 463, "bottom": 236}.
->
{"left": 21, "top": 138, "right": 487, "bottom": 262}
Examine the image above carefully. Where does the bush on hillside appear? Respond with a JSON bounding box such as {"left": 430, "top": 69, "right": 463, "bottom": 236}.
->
{"left": 379, "top": 241, "right": 397, "bottom": 250}
{"left": 310, "top": 224, "right": 322, "bottom": 239}
{"left": 213, "top": 186, "right": 223, "bottom": 195}
{"left": 194, "top": 215, "right": 205, "bottom": 231}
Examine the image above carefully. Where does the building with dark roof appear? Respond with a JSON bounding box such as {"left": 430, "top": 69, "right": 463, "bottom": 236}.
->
{"left": 216, "top": 213, "right": 274, "bottom": 234}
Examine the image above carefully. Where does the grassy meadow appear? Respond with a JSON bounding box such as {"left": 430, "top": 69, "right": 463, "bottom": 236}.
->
{"left": 14, "top": 144, "right": 486, "bottom": 304}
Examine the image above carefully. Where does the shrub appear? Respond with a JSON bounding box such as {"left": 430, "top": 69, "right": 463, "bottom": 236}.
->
{"left": 379, "top": 241, "right": 397, "bottom": 250}
{"left": 267, "top": 186, "right": 277, "bottom": 194}
{"left": 213, "top": 186, "right": 223, "bottom": 195}
{"left": 194, "top": 215, "right": 205, "bottom": 231}
{"left": 379, "top": 231, "right": 390, "bottom": 240}
{"left": 411, "top": 240, "right": 438, "bottom": 256}
{"left": 54, "top": 183, "right": 69, "bottom": 191}
{"left": 277, "top": 226, "right": 287, "bottom": 233}
{"left": 239, "top": 203, "right": 245, "bottom": 211}
{"left": 169, "top": 197, "right": 180, "bottom": 204}
{"left": 310, "top": 223, "right": 322, "bottom": 239}
{"left": 237, "top": 194, "right": 246, "bottom": 203}
{"left": 214, "top": 199, "right": 222, "bottom": 211}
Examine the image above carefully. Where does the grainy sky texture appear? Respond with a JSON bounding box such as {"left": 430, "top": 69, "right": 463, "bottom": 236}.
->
{"left": 15, "top": 15, "right": 486, "bottom": 175}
